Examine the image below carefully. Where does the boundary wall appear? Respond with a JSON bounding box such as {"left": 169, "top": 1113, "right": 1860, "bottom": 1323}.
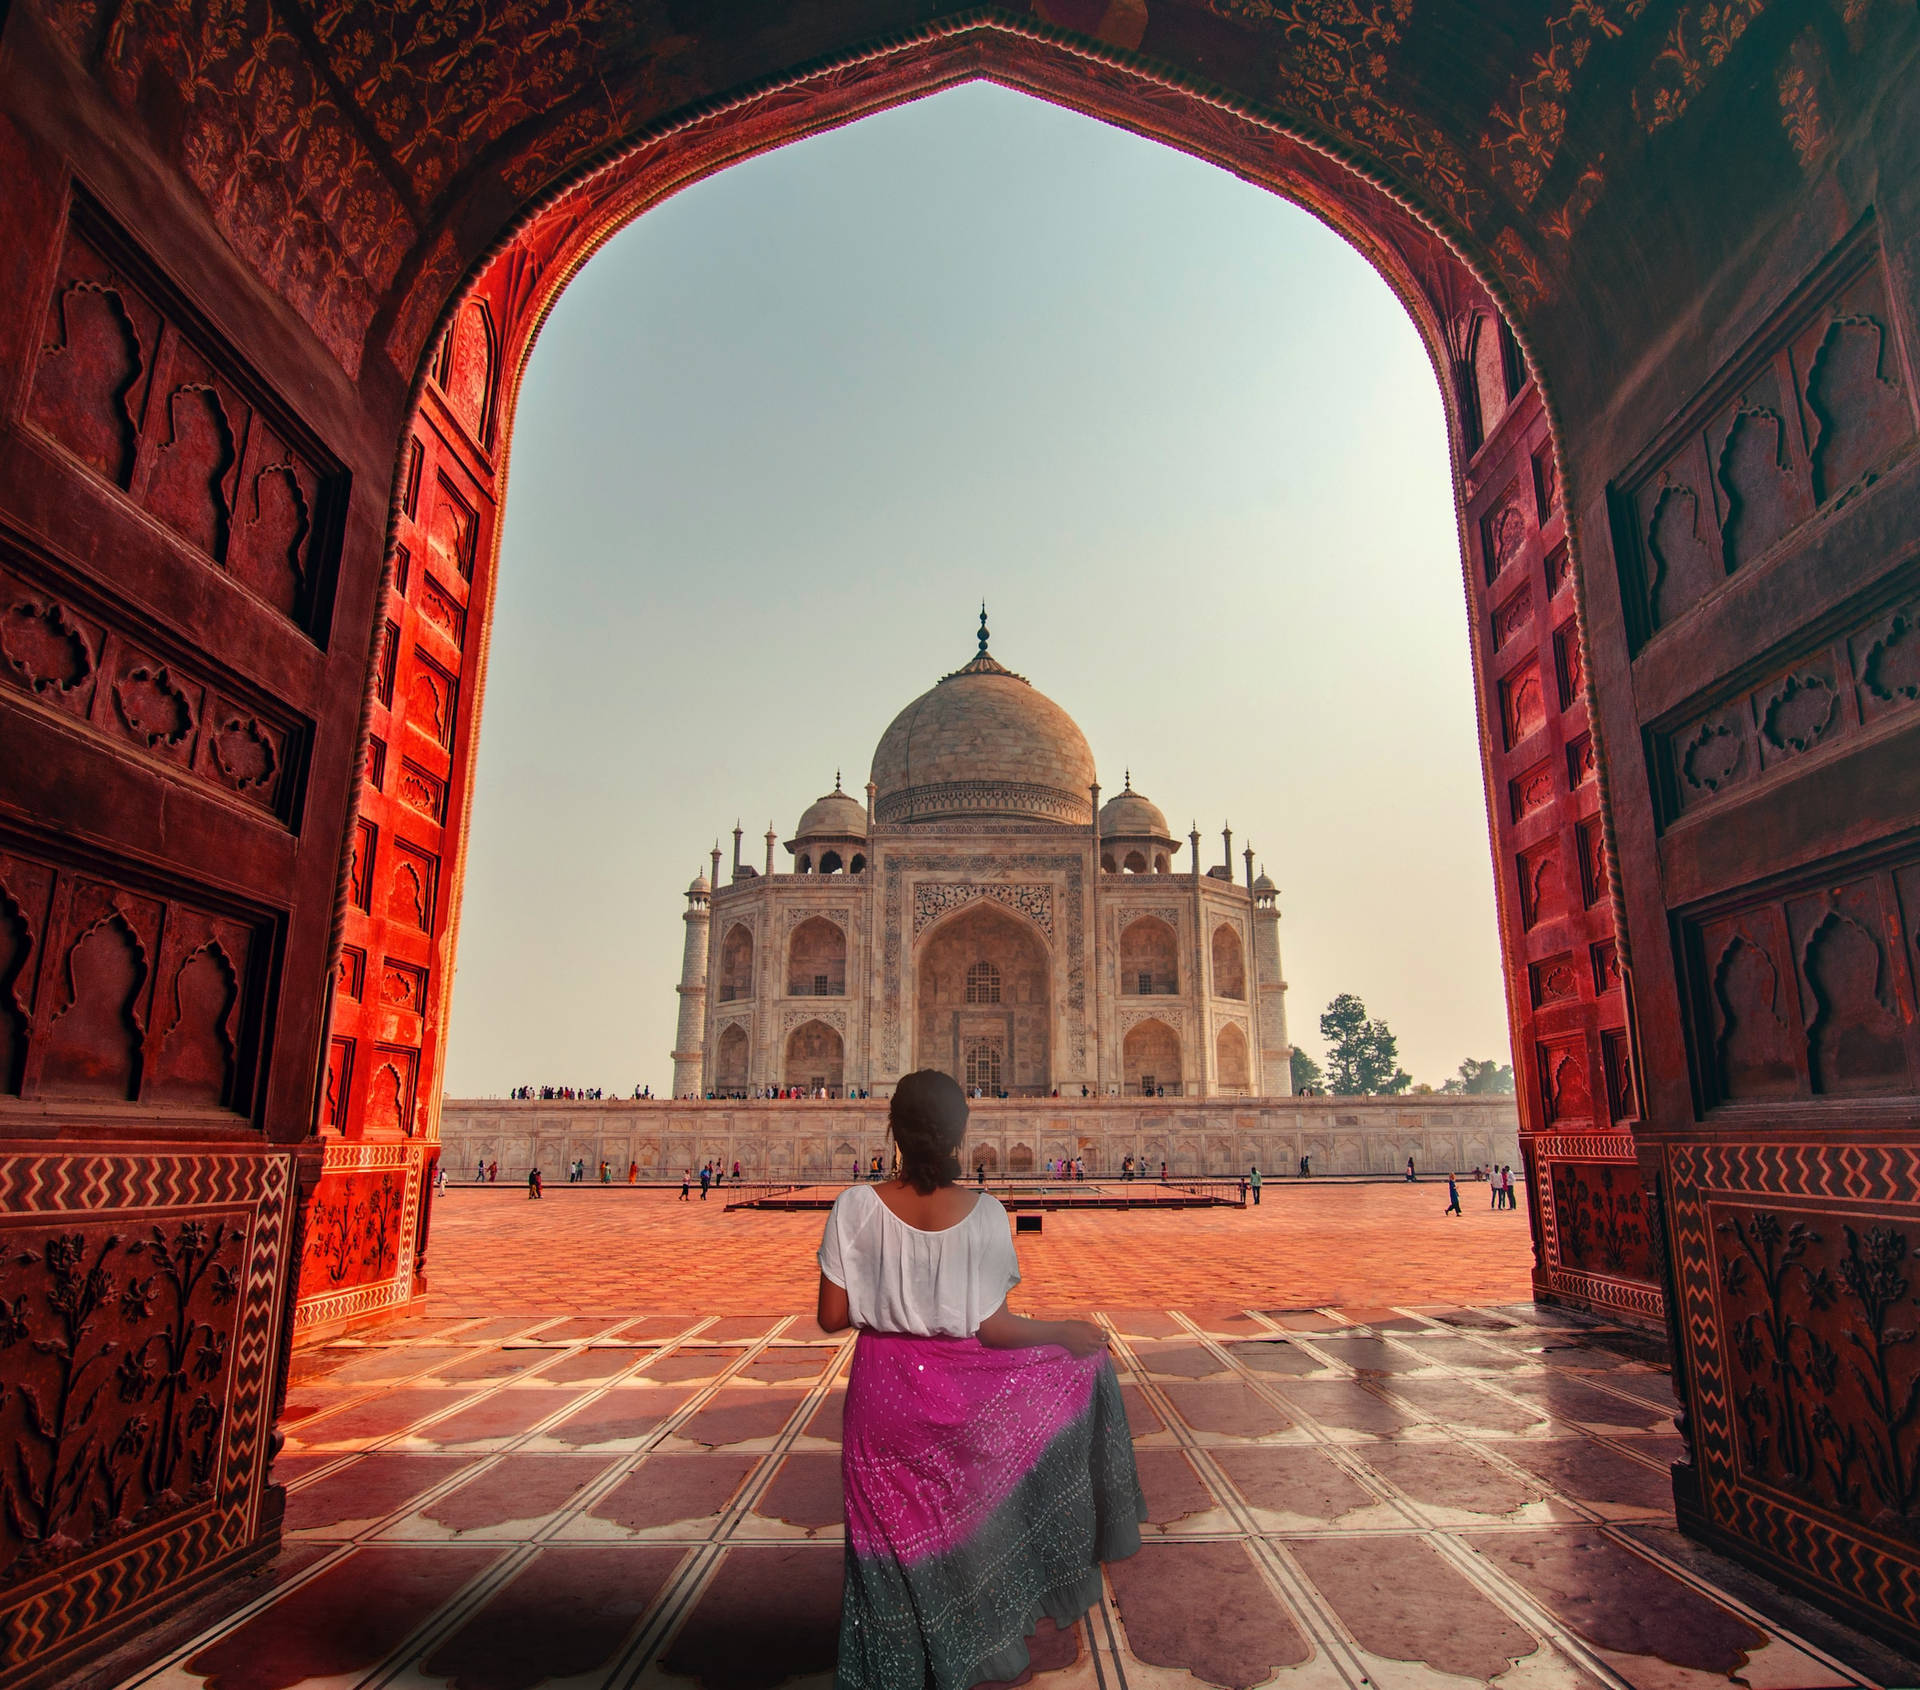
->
{"left": 438, "top": 1095, "right": 1521, "bottom": 1182}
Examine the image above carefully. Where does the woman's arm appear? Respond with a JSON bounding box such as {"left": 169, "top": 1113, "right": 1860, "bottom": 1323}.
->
{"left": 976, "top": 1301, "right": 1107, "bottom": 1357}
{"left": 817, "top": 1272, "right": 852, "bottom": 1333}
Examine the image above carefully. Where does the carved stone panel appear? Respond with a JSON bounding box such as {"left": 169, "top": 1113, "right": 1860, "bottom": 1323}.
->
{"left": 27, "top": 200, "right": 340, "bottom": 633}
{"left": 0, "top": 1148, "right": 294, "bottom": 1681}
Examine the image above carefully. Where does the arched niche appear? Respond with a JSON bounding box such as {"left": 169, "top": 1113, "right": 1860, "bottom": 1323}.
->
{"left": 787, "top": 917, "right": 847, "bottom": 996}
{"left": 785, "top": 1019, "right": 844, "bottom": 1093}
{"left": 1124, "top": 1020, "right": 1183, "bottom": 1097}
{"left": 1216, "top": 1023, "right": 1251, "bottom": 1095}
{"left": 1119, "top": 916, "right": 1178, "bottom": 996}
{"left": 915, "top": 902, "right": 1050, "bottom": 1095}
{"left": 714, "top": 1023, "right": 748, "bottom": 1092}
{"left": 1211, "top": 924, "right": 1247, "bottom": 999}
{"left": 718, "top": 924, "right": 753, "bottom": 1002}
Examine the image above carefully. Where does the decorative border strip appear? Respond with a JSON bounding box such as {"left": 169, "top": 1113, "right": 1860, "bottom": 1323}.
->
{"left": 0, "top": 1149, "right": 293, "bottom": 1676}
{"left": 292, "top": 1140, "right": 424, "bottom": 1331}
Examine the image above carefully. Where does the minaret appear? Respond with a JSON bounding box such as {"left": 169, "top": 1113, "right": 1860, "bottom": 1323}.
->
{"left": 1252, "top": 865, "right": 1293, "bottom": 1095}
{"left": 671, "top": 870, "right": 712, "bottom": 1097}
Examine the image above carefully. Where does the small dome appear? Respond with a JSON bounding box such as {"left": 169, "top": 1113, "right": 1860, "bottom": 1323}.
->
{"left": 794, "top": 779, "right": 868, "bottom": 840}
{"left": 870, "top": 610, "right": 1095, "bottom": 826}
{"left": 1253, "top": 870, "right": 1276, "bottom": 894}
{"left": 1099, "top": 774, "right": 1170, "bottom": 840}
{"left": 687, "top": 872, "right": 711, "bottom": 896}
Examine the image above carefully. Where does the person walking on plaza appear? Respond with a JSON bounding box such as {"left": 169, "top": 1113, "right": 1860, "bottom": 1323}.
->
{"left": 1490, "top": 1165, "right": 1501, "bottom": 1209}
{"left": 628, "top": 1160, "right": 638, "bottom": 1184}
{"left": 1406, "top": 1156, "right": 1416, "bottom": 1182}
{"left": 1444, "top": 1173, "right": 1462, "bottom": 1216}
{"left": 1238, "top": 1172, "right": 1248, "bottom": 1203}
{"left": 1249, "top": 1165, "right": 1262, "bottom": 1206}
{"left": 1502, "top": 1165, "right": 1516, "bottom": 1210}
{"left": 1160, "top": 1160, "right": 1168, "bottom": 1183}
{"left": 527, "top": 1166, "right": 541, "bottom": 1200}
{"left": 699, "top": 1163, "right": 711, "bottom": 1200}
{"left": 816, "top": 1070, "right": 1144, "bottom": 1688}
{"left": 680, "top": 1169, "right": 691, "bottom": 1201}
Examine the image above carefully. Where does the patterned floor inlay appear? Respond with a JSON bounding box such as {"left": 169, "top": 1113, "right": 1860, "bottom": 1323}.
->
{"left": 103, "top": 1190, "right": 1919, "bottom": 1690}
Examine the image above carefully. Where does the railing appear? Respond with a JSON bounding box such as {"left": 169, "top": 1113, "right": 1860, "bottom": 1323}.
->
{"left": 722, "top": 1181, "right": 798, "bottom": 1210}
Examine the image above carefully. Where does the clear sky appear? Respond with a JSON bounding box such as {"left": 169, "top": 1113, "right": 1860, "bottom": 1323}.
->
{"left": 441, "top": 82, "right": 1514, "bottom": 1098}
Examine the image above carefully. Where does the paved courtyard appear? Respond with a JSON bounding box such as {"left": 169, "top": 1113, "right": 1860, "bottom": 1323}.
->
{"left": 103, "top": 1187, "right": 1916, "bottom": 1690}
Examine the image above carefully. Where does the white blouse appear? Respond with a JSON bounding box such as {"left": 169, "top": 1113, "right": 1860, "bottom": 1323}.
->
{"left": 817, "top": 1183, "right": 1021, "bottom": 1338}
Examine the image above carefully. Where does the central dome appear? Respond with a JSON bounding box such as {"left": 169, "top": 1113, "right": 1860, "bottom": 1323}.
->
{"left": 871, "top": 619, "right": 1095, "bottom": 826}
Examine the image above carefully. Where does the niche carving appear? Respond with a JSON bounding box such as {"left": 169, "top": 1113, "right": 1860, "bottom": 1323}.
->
{"left": 2, "top": 597, "right": 97, "bottom": 701}
{"left": 147, "top": 383, "right": 236, "bottom": 560}
{"left": 0, "top": 884, "right": 32, "bottom": 1094}
{"left": 1803, "top": 914, "right": 1907, "bottom": 1095}
{"left": 1500, "top": 659, "right": 1544, "bottom": 749}
{"left": 1518, "top": 840, "right": 1563, "bottom": 930}
{"left": 228, "top": 459, "right": 311, "bottom": 617}
{"left": 1647, "top": 483, "right": 1720, "bottom": 626}
{"left": 40, "top": 912, "right": 148, "bottom": 1100}
{"left": 31, "top": 279, "right": 148, "bottom": 483}
{"left": 1717, "top": 406, "right": 1794, "bottom": 570}
{"left": 146, "top": 941, "right": 238, "bottom": 1109}
{"left": 1806, "top": 316, "right": 1911, "bottom": 502}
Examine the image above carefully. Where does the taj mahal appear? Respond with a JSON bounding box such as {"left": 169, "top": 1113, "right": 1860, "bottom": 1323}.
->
{"left": 670, "top": 612, "right": 1292, "bottom": 1101}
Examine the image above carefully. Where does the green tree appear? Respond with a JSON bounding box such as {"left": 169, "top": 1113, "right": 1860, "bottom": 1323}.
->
{"left": 1318, "top": 994, "right": 1412, "bottom": 1095}
{"left": 1290, "top": 1047, "right": 1324, "bottom": 1093}
{"left": 1441, "top": 1058, "right": 1515, "bottom": 1095}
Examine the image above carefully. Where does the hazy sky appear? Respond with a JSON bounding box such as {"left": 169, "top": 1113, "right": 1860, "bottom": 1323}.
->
{"left": 442, "top": 83, "right": 1513, "bottom": 1097}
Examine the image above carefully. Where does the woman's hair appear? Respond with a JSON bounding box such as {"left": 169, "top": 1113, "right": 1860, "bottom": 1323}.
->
{"left": 889, "top": 1070, "right": 969, "bottom": 1194}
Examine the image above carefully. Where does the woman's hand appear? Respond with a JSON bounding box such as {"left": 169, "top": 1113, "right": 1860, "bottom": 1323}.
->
{"left": 1057, "top": 1319, "right": 1109, "bottom": 1357}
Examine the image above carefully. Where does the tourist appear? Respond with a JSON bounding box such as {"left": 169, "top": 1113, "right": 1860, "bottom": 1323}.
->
{"left": 733, "top": 1160, "right": 742, "bottom": 1179}
{"left": 1160, "top": 1160, "right": 1167, "bottom": 1183}
{"left": 434, "top": 1164, "right": 446, "bottom": 1195}
{"left": 1489, "top": 1166, "right": 1501, "bottom": 1209}
{"left": 700, "top": 1164, "right": 711, "bottom": 1200}
{"left": 527, "top": 1166, "right": 542, "bottom": 1200}
{"left": 1502, "top": 1165, "right": 1516, "bottom": 1210}
{"left": 488, "top": 1160, "right": 498, "bottom": 1183}
{"left": 1299, "top": 1155, "right": 1310, "bottom": 1177}
{"left": 1249, "top": 1165, "right": 1262, "bottom": 1206}
{"left": 475, "top": 1159, "right": 484, "bottom": 1183}
{"left": 1238, "top": 1172, "right": 1248, "bottom": 1203}
{"left": 815, "top": 1069, "right": 1144, "bottom": 1685}
{"left": 600, "top": 1160, "right": 610, "bottom": 1184}
{"left": 1444, "top": 1173, "right": 1462, "bottom": 1216}
{"left": 680, "top": 1169, "right": 691, "bottom": 1202}
{"left": 1406, "top": 1156, "right": 1416, "bottom": 1182}
{"left": 628, "top": 1160, "right": 638, "bottom": 1184}
{"left": 976, "top": 1160, "right": 985, "bottom": 1185}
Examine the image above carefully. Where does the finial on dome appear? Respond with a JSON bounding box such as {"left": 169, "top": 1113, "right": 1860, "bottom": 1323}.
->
{"left": 978, "top": 601, "right": 990, "bottom": 658}
{"left": 1123, "top": 769, "right": 1133, "bottom": 793}
{"left": 834, "top": 769, "right": 842, "bottom": 792}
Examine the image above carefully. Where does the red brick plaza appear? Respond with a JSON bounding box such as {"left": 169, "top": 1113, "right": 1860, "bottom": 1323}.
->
{"left": 101, "top": 1187, "right": 1913, "bottom": 1690}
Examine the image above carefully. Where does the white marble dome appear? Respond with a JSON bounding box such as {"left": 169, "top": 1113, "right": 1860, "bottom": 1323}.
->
{"left": 870, "top": 631, "right": 1095, "bottom": 827}
{"left": 1099, "top": 777, "right": 1171, "bottom": 841}
{"left": 793, "top": 783, "right": 867, "bottom": 840}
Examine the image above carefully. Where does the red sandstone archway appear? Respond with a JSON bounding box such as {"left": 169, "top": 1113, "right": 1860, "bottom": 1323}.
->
{"left": 6, "top": 1, "right": 1919, "bottom": 1668}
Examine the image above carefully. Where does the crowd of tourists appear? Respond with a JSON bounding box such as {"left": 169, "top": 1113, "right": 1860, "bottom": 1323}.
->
{"left": 509, "top": 1084, "right": 653, "bottom": 1100}
{"left": 702, "top": 1086, "right": 873, "bottom": 1100}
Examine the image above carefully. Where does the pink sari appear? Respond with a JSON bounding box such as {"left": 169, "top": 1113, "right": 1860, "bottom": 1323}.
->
{"left": 836, "top": 1330, "right": 1144, "bottom": 1689}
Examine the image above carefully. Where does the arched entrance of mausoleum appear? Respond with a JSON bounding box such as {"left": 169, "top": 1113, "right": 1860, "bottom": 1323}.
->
{"left": 915, "top": 902, "right": 1052, "bottom": 1095}
{"left": 5, "top": 1, "right": 1920, "bottom": 1668}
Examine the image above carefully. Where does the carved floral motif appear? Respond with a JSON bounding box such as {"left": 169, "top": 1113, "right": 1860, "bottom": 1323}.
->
{"left": 0, "top": 1216, "right": 240, "bottom": 1586}
{"left": 912, "top": 881, "right": 1053, "bottom": 941}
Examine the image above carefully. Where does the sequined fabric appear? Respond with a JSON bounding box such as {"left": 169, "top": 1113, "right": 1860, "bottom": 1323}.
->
{"left": 837, "top": 1331, "right": 1145, "bottom": 1689}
